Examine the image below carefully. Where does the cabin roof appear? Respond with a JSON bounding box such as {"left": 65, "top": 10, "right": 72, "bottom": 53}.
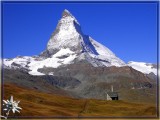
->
{"left": 107, "top": 92, "right": 118, "bottom": 97}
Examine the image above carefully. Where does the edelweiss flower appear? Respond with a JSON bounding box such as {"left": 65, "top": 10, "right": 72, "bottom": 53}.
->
{"left": 3, "top": 96, "right": 22, "bottom": 114}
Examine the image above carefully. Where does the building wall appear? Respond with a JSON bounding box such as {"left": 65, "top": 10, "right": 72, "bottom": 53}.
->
{"left": 106, "top": 94, "right": 112, "bottom": 100}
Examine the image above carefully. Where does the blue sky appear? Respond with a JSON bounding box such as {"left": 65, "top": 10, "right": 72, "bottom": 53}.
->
{"left": 2, "top": 2, "right": 158, "bottom": 63}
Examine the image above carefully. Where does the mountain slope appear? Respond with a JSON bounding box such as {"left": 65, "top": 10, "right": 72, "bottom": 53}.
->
{"left": 37, "top": 62, "right": 156, "bottom": 103}
{"left": 3, "top": 63, "right": 156, "bottom": 104}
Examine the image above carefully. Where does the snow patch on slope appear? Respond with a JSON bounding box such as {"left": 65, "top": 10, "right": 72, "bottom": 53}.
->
{"left": 53, "top": 48, "right": 74, "bottom": 58}
{"left": 3, "top": 48, "right": 77, "bottom": 75}
{"left": 28, "top": 50, "right": 77, "bottom": 75}
{"left": 3, "top": 56, "right": 33, "bottom": 68}
{"left": 128, "top": 61, "right": 157, "bottom": 75}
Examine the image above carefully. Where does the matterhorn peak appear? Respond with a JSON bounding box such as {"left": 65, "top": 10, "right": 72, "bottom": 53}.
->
{"left": 40, "top": 9, "right": 125, "bottom": 68}
{"left": 44, "top": 9, "right": 83, "bottom": 55}
{"left": 62, "top": 9, "right": 73, "bottom": 18}
{"left": 61, "top": 9, "right": 80, "bottom": 25}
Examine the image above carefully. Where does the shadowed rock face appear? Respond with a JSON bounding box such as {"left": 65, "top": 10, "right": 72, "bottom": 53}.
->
{"left": 36, "top": 62, "right": 156, "bottom": 102}
{"left": 147, "top": 72, "right": 157, "bottom": 81}
{"left": 3, "top": 69, "right": 81, "bottom": 98}
{"left": 38, "top": 62, "right": 152, "bottom": 83}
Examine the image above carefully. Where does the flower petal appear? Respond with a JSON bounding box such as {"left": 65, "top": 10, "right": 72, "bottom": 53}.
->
{"left": 3, "top": 108, "right": 8, "bottom": 111}
{"left": 3, "top": 100, "right": 7, "bottom": 104}
{"left": 15, "top": 109, "right": 20, "bottom": 113}
{"left": 12, "top": 108, "right": 15, "bottom": 113}
{"left": 16, "top": 107, "right": 22, "bottom": 110}
{"left": 0, "top": 115, "right": 7, "bottom": 119}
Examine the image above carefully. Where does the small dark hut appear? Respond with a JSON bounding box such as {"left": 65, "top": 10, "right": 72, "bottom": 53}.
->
{"left": 106, "top": 85, "right": 119, "bottom": 100}
{"left": 107, "top": 92, "right": 118, "bottom": 100}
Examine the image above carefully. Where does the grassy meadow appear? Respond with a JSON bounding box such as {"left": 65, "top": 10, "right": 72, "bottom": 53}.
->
{"left": 3, "top": 83, "right": 157, "bottom": 118}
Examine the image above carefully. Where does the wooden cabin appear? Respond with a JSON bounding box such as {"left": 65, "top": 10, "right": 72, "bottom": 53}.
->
{"left": 106, "top": 85, "right": 118, "bottom": 100}
{"left": 106, "top": 92, "right": 118, "bottom": 100}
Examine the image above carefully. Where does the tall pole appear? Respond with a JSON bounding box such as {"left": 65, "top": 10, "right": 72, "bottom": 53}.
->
{"left": 111, "top": 85, "right": 113, "bottom": 92}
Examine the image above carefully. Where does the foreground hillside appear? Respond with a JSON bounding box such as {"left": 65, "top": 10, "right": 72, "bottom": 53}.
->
{"left": 3, "top": 83, "right": 157, "bottom": 118}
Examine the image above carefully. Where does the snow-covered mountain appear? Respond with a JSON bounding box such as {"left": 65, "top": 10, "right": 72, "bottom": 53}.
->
{"left": 128, "top": 61, "right": 157, "bottom": 75}
{"left": 3, "top": 9, "right": 157, "bottom": 76}
{"left": 3, "top": 9, "right": 126, "bottom": 75}
{"left": 41, "top": 9, "right": 125, "bottom": 67}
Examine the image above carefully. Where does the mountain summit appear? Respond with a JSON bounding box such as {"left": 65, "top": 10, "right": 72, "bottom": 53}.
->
{"left": 4, "top": 9, "right": 126, "bottom": 75}
{"left": 44, "top": 9, "right": 83, "bottom": 55}
{"left": 40, "top": 9, "right": 126, "bottom": 69}
{"left": 62, "top": 9, "right": 79, "bottom": 22}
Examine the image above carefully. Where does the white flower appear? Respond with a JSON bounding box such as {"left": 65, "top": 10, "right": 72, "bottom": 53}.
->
{"left": 0, "top": 115, "right": 7, "bottom": 119}
{"left": 3, "top": 96, "right": 22, "bottom": 114}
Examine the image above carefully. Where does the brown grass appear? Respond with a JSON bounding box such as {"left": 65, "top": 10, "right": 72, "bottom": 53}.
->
{"left": 2, "top": 83, "right": 157, "bottom": 118}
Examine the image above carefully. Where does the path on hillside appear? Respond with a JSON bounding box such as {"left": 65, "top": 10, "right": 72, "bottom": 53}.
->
{"left": 78, "top": 100, "right": 89, "bottom": 117}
